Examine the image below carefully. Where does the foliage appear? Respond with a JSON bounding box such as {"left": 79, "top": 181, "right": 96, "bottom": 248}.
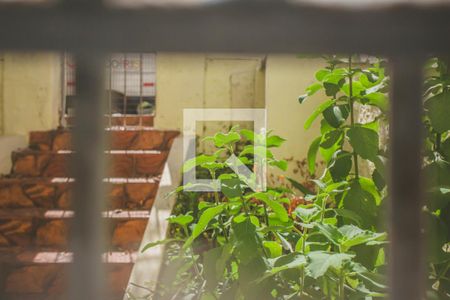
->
{"left": 423, "top": 57, "right": 450, "bottom": 297}
{"left": 143, "top": 123, "right": 387, "bottom": 299}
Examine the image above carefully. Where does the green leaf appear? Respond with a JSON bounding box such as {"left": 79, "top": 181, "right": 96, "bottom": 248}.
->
{"left": 334, "top": 208, "right": 363, "bottom": 226}
{"left": 240, "top": 129, "right": 254, "bottom": 141}
{"left": 315, "top": 223, "right": 342, "bottom": 246}
{"left": 252, "top": 192, "right": 289, "bottom": 222}
{"left": 203, "top": 247, "right": 223, "bottom": 291}
{"left": 184, "top": 204, "right": 225, "bottom": 249}
{"left": 323, "top": 104, "right": 349, "bottom": 128}
{"left": 141, "top": 238, "right": 182, "bottom": 253}
{"left": 299, "top": 82, "right": 322, "bottom": 103}
{"left": 267, "top": 135, "right": 286, "bottom": 147}
{"left": 304, "top": 100, "right": 334, "bottom": 130}
{"left": 221, "top": 178, "right": 242, "bottom": 199}
{"left": 168, "top": 214, "right": 194, "bottom": 226}
{"left": 363, "top": 92, "right": 388, "bottom": 112}
{"left": 342, "top": 81, "right": 365, "bottom": 96}
{"left": 338, "top": 224, "right": 386, "bottom": 251}
{"left": 232, "top": 217, "right": 259, "bottom": 262}
{"left": 294, "top": 205, "right": 319, "bottom": 223}
{"left": 315, "top": 69, "right": 331, "bottom": 81}
{"left": 287, "top": 177, "right": 314, "bottom": 195}
{"left": 269, "top": 159, "right": 288, "bottom": 171}
{"left": 329, "top": 150, "right": 352, "bottom": 182}
{"left": 183, "top": 154, "right": 216, "bottom": 173}
{"left": 342, "top": 180, "right": 378, "bottom": 229}
{"left": 307, "top": 252, "right": 354, "bottom": 279}
{"left": 425, "top": 92, "right": 450, "bottom": 133}
{"left": 213, "top": 131, "right": 241, "bottom": 147}
{"left": 347, "top": 126, "right": 379, "bottom": 161}
{"left": 307, "top": 136, "right": 321, "bottom": 174}
{"left": 263, "top": 241, "right": 282, "bottom": 258}
{"left": 320, "top": 129, "right": 343, "bottom": 149}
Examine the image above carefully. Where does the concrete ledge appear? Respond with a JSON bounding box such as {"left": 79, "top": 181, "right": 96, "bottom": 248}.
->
{"left": 125, "top": 135, "right": 185, "bottom": 299}
{"left": 0, "top": 135, "right": 27, "bottom": 175}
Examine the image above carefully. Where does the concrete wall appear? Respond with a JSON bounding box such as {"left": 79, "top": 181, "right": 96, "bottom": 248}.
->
{"left": 155, "top": 53, "right": 323, "bottom": 183}
{"left": 0, "top": 54, "right": 4, "bottom": 135}
{"left": 2, "top": 52, "right": 61, "bottom": 136}
{"left": 266, "top": 55, "right": 323, "bottom": 185}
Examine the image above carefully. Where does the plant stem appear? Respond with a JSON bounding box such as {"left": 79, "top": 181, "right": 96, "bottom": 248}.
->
{"left": 211, "top": 171, "right": 229, "bottom": 242}
{"left": 348, "top": 55, "right": 359, "bottom": 180}
{"left": 339, "top": 269, "right": 345, "bottom": 300}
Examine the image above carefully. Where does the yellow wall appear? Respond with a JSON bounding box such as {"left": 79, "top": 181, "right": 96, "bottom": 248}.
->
{"left": 266, "top": 55, "right": 324, "bottom": 185}
{"left": 2, "top": 52, "right": 61, "bottom": 136}
{"left": 0, "top": 54, "right": 3, "bottom": 135}
{"left": 155, "top": 53, "right": 323, "bottom": 183}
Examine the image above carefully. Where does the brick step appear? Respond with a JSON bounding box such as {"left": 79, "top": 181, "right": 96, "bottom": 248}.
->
{"left": 65, "top": 113, "right": 154, "bottom": 127}
{"left": 0, "top": 178, "right": 159, "bottom": 210}
{"left": 29, "top": 128, "right": 178, "bottom": 151}
{"left": 0, "top": 211, "right": 148, "bottom": 250}
{"left": 11, "top": 150, "right": 168, "bottom": 178}
{"left": 1, "top": 262, "right": 133, "bottom": 299}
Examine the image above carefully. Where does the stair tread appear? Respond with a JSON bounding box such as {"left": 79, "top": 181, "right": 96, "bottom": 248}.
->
{"left": 0, "top": 209, "right": 151, "bottom": 219}
{"left": 0, "top": 247, "right": 138, "bottom": 264}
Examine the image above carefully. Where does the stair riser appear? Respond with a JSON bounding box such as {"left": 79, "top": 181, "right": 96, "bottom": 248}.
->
{"left": 65, "top": 114, "right": 154, "bottom": 127}
{"left": 30, "top": 129, "right": 178, "bottom": 151}
{"left": 0, "top": 218, "right": 148, "bottom": 251}
{"left": 0, "top": 182, "right": 158, "bottom": 210}
{"left": 1, "top": 264, "right": 133, "bottom": 298}
{"left": 12, "top": 152, "right": 168, "bottom": 178}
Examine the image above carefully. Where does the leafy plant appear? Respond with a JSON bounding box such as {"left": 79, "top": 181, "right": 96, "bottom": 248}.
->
{"left": 143, "top": 124, "right": 387, "bottom": 299}
{"left": 422, "top": 57, "right": 450, "bottom": 298}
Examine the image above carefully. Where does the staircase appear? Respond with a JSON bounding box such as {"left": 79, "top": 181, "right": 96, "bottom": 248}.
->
{"left": 0, "top": 114, "right": 179, "bottom": 300}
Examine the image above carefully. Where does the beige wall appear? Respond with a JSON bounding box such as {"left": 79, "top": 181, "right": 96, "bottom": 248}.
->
{"left": 0, "top": 54, "right": 3, "bottom": 135}
{"left": 2, "top": 52, "right": 61, "bottom": 136}
{"left": 155, "top": 53, "right": 323, "bottom": 183}
{"left": 266, "top": 55, "right": 323, "bottom": 184}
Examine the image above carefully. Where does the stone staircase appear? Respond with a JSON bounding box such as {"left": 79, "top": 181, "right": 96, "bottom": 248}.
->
{"left": 0, "top": 115, "right": 179, "bottom": 300}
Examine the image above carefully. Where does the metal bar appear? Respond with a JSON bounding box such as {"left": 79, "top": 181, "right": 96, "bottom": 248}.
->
{"left": 108, "top": 54, "right": 112, "bottom": 128}
{"left": 70, "top": 51, "right": 106, "bottom": 300}
{"left": 388, "top": 56, "right": 425, "bottom": 300}
{"left": 139, "top": 53, "right": 143, "bottom": 127}
{"left": 0, "top": 3, "right": 449, "bottom": 54}
{"left": 59, "top": 52, "right": 67, "bottom": 128}
{"left": 123, "top": 53, "right": 127, "bottom": 126}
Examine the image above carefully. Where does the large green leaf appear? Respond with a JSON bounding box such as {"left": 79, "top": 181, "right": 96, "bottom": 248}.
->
{"left": 342, "top": 180, "right": 378, "bottom": 229}
{"left": 263, "top": 241, "right": 282, "bottom": 258}
{"left": 425, "top": 92, "right": 450, "bottom": 133}
{"left": 212, "top": 131, "right": 241, "bottom": 147}
{"left": 307, "top": 136, "right": 321, "bottom": 174}
{"left": 329, "top": 150, "right": 352, "bottom": 182}
{"left": 347, "top": 126, "right": 379, "bottom": 161}
{"left": 307, "top": 252, "right": 354, "bottom": 279}
{"left": 323, "top": 104, "right": 349, "bottom": 128}
{"left": 251, "top": 192, "right": 289, "bottom": 222}
{"left": 266, "top": 135, "right": 286, "bottom": 147}
{"left": 233, "top": 217, "right": 259, "bottom": 262}
{"left": 183, "top": 154, "right": 216, "bottom": 173}
{"left": 183, "top": 204, "right": 225, "bottom": 249}
{"left": 320, "top": 129, "right": 343, "bottom": 149}
{"left": 304, "top": 100, "right": 334, "bottom": 129}
{"left": 363, "top": 92, "right": 388, "bottom": 112}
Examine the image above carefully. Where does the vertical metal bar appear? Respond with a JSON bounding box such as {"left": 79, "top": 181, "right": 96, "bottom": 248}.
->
{"left": 388, "top": 56, "right": 425, "bottom": 300}
{"left": 70, "top": 51, "right": 106, "bottom": 300}
{"left": 109, "top": 54, "right": 112, "bottom": 128}
{"left": 139, "top": 53, "right": 143, "bottom": 127}
{"left": 123, "top": 53, "right": 127, "bottom": 127}
{"left": 60, "top": 52, "right": 67, "bottom": 128}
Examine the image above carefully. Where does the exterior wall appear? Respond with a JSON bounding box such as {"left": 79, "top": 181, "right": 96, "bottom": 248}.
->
{"left": 2, "top": 52, "right": 61, "bottom": 136}
{"left": 266, "top": 55, "right": 323, "bottom": 185}
{"left": 155, "top": 53, "right": 323, "bottom": 183}
{"left": 0, "top": 54, "right": 4, "bottom": 135}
